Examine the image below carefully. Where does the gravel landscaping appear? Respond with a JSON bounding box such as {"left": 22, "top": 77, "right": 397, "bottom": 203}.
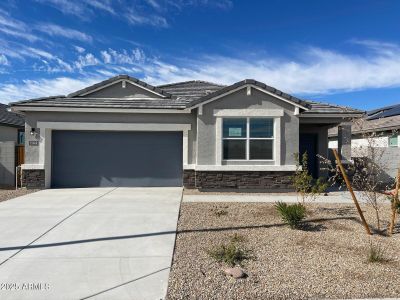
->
{"left": 167, "top": 202, "right": 400, "bottom": 299}
{"left": 0, "top": 188, "right": 38, "bottom": 203}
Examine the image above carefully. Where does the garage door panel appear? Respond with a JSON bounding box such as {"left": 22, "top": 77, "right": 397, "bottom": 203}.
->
{"left": 51, "top": 131, "right": 183, "bottom": 188}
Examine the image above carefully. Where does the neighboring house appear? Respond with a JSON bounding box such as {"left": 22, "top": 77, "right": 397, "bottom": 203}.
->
{"left": 329, "top": 104, "right": 400, "bottom": 180}
{"left": 10, "top": 75, "right": 362, "bottom": 190}
{"left": 0, "top": 104, "right": 25, "bottom": 187}
{"left": 0, "top": 104, "right": 25, "bottom": 144}
{"left": 329, "top": 104, "right": 400, "bottom": 149}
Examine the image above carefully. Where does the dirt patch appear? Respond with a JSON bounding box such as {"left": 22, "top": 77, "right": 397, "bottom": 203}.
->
{"left": 167, "top": 202, "right": 400, "bottom": 299}
{"left": 0, "top": 188, "right": 39, "bottom": 203}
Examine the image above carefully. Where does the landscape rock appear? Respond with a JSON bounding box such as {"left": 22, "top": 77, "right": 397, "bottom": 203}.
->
{"left": 224, "top": 267, "right": 246, "bottom": 279}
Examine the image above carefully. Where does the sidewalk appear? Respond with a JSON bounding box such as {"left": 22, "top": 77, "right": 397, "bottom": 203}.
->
{"left": 183, "top": 191, "right": 373, "bottom": 204}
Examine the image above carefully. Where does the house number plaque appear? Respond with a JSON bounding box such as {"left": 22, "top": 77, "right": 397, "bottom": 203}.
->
{"left": 29, "top": 141, "right": 39, "bottom": 146}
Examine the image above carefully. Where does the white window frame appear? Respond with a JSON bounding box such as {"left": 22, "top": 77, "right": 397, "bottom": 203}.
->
{"left": 222, "top": 117, "right": 275, "bottom": 162}
{"left": 388, "top": 134, "right": 398, "bottom": 147}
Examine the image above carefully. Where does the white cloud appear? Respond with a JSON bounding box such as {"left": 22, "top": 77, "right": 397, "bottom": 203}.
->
{"left": 100, "top": 50, "right": 112, "bottom": 63}
{"left": 34, "top": 0, "right": 87, "bottom": 18}
{"left": 3, "top": 40, "right": 400, "bottom": 103}
{"left": 0, "top": 54, "right": 8, "bottom": 65}
{"left": 26, "top": 47, "right": 56, "bottom": 60}
{"left": 0, "top": 76, "right": 103, "bottom": 102}
{"left": 74, "top": 53, "right": 100, "bottom": 69}
{"left": 74, "top": 46, "right": 86, "bottom": 53}
{"left": 125, "top": 8, "right": 168, "bottom": 28}
{"left": 36, "top": 23, "right": 92, "bottom": 42}
{"left": 100, "top": 48, "right": 146, "bottom": 64}
{"left": 84, "top": 0, "right": 115, "bottom": 14}
{"left": 33, "top": 0, "right": 232, "bottom": 28}
{"left": 0, "top": 9, "right": 39, "bottom": 42}
{"left": 0, "top": 9, "right": 26, "bottom": 30}
{"left": 140, "top": 41, "right": 400, "bottom": 95}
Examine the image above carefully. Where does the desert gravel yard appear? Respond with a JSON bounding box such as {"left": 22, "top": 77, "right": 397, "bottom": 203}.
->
{"left": 0, "top": 188, "right": 38, "bottom": 203}
{"left": 167, "top": 202, "right": 400, "bottom": 299}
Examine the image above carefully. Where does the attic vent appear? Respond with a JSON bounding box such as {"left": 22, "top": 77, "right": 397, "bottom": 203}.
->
{"left": 122, "top": 81, "right": 126, "bottom": 88}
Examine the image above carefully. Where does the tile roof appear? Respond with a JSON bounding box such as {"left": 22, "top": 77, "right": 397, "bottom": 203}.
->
{"left": 10, "top": 75, "right": 362, "bottom": 115}
{"left": 68, "top": 75, "right": 173, "bottom": 98}
{"left": 157, "top": 80, "right": 225, "bottom": 104}
{"left": 186, "top": 79, "right": 311, "bottom": 109}
{"left": 12, "top": 97, "right": 188, "bottom": 109}
{"left": 302, "top": 100, "right": 362, "bottom": 114}
{"left": 0, "top": 104, "right": 24, "bottom": 127}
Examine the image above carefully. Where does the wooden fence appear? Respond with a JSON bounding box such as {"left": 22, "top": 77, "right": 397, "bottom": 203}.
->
{"left": 15, "top": 145, "right": 24, "bottom": 187}
{"left": 16, "top": 145, "right": 24, "bottom": 166}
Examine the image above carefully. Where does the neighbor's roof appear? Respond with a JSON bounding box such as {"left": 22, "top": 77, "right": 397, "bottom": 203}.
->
{"left": 329, "top": 104, "right": 400, "bottom": 137}
{"left": 0, "top": 104, "right": 24, "bottom": 127}
{"left": 10, "top": 75, "right": 362, "bottom": 115}
{"left": 366, "top": 103, "right": 400, "bottom": 120}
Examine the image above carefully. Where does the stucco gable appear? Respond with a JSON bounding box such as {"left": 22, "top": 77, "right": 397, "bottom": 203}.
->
{"left": 79, "top": 80, "right": 163, "bottom": 99}
{"left": 68, "top": 75, "right": 171, "bottom": 99}
{"left": 190, "top": 79, "right": 310, "bottom": 110}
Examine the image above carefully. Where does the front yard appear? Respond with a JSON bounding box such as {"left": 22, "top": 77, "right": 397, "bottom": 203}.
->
{"left": 167, "top": 202, "right": 400, "bottom": 299}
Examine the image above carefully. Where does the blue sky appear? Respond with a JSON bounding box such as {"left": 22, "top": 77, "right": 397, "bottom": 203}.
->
{"left": 0, "top": 0, "right": 400, "bottom": 110}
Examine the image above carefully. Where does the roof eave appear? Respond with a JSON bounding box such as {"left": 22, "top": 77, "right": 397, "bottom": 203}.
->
{"left": 10, "top": 105, "right": 191, "bottom": 114}
{"left": 300, "top": 112, "right": 364, "bottom": 118}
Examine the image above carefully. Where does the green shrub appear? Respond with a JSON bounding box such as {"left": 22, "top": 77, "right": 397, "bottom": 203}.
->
{"left": 207, "top": 242, "right": 250, "bottom": 267}
{"left": 212, "top": 209, "right": 228, "bottom": 217}
{"left": 230, "top": 233, "right": 245, "bottom": 244}
{"left": 367, "top": 241, "right": 388, "bottom": 263}
{"left": 211, "top": 206, "right": 229, "bottom": 217}
{"left": 292, "top": 152, "right": 329, "bottom": 203}
{"left": 275, "top": 201, "right": 306, "bottom": 229}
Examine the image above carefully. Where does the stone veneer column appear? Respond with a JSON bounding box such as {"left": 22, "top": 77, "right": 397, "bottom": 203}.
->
{"left": 22, "top": 169, "right": 45, "bottom": 189}
{"left": 337, "top": 122, "right": 352, "bottom": 161}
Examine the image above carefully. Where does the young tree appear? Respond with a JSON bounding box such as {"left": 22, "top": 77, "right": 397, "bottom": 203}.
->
{"left": 350, "top": 119, "right": 392, "bottom": 231}
{"left": 320, "top": 118, "right": 394, "bottom": 232}
{"left": 292, "top": 151, "right": 328, "bottom": 204}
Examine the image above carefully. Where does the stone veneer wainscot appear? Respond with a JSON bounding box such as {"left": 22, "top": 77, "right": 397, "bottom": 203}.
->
{"left": 183, "top": 170, "right": 294, "bottom": 190}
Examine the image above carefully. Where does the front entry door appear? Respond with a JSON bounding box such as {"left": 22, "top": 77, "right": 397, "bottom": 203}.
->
{"left": 299, "top": 133, "right": 318, "bottom": 178}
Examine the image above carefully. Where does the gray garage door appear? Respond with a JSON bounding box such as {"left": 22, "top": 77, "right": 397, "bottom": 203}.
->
{"left": 51, "top": 131, "right": 183, "bottom": 188}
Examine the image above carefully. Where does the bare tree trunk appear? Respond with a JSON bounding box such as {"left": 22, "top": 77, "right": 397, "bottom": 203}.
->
{"left": 375, "top": 209, "right": 381, "bottom": 231}
{"left": 388, "top": 168, "right": 400, "bottom": 236}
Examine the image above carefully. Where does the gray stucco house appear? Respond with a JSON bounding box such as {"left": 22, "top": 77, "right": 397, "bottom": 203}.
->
{"left": 10, "top": 75, "right": 361, "bottom": 190}
{"left": 0, "top": 104, "right": 24, "bottom": 144}
{"left": 0, "top": 104, "right": 25, "bottom": 187}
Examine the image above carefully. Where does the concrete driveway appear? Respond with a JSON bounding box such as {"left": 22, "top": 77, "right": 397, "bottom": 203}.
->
{"left": 0, "top": 187, "right": 182, "bottom": 300}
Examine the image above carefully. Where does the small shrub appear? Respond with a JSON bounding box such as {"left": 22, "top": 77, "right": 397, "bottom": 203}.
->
{"left": 207, "top": 242, "right": 250, "bottom": 266}
{"left": 211, "top": 205, "right": 229, "bottom": 217}
{"left": 292, "top": 152, "right": 329, "bottom": 203}
{"left": 230, "top": 233, "right": 245, "bottom": 244}
{"left": 214, "top": 209, "right": 228, "bottom": 217}
{"left": 275, "top": 201, "right": 306, "bottom": 229}
{"left": 367, "top": 241, "right": 388, "bottom": 263}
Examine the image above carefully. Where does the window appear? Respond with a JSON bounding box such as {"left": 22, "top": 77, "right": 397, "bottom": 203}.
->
{"left": 389, "top": 134, "right": 398, "bottom": 147}
{"left": 222, "top": 118, "right": 274, "bottom": 160}
{"left": 17, "top": 129, "right": 25, "bottom": 145}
